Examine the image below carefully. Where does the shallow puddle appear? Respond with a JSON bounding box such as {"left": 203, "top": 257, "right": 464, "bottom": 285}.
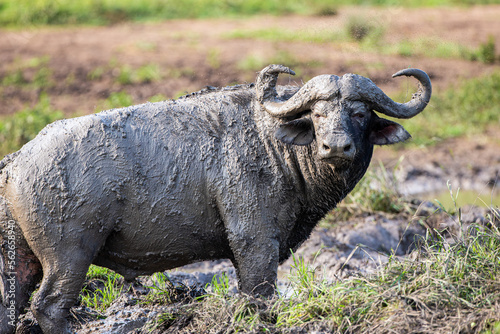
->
{"left": 424, "top": 189, "right": 500, "bottom": 210}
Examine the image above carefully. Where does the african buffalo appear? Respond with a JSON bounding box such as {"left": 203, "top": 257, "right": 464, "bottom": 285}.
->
{"left": 0, "top": 65, "right": 431, "bottom": 333}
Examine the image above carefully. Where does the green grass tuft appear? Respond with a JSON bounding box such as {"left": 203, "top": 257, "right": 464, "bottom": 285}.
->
{"left": 100, "top": 91, "right": 135, "bottom": 110}
{"left": 225, "top": 27, "right": 345, "bottom": 44}
{"left": 475, "top": 35, "right": 497, "bottom": 64}
{"left": 1, "top": 69, "right": 28, "bottom": 86}
{"left": 86, "top": 264, "right": 122, "bottom": 281}
{"left": 1, "top": 56, "right": 54, "bottom": 90}
{"left": 0, "top": 94, "right": 63, "bottom": 158}
{"left": 346, "top": 16, "right": 376, "bottom": 42}
{"left": 144, "top": 272, "right": 190, "bottom": 305}
{"left": 81, "top": 266, "right": 124, "bottom": 314}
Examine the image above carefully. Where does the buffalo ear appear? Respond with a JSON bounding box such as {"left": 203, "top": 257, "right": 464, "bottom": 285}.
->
{"left": 275, "top": 118, "right": 314, "bottom": 146}
{"left": 369, "top": 116, "right": 411, "bottom": 145}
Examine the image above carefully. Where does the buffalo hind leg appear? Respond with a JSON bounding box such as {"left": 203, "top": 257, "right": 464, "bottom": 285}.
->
{"left": 30, "top": 254, "right": 92, "bottom": 334}
{"left": 22, "top": 216, "right": 111, "bottom": 333}
{"left": 1, "top": 220, "right": 42, "bottom": 334}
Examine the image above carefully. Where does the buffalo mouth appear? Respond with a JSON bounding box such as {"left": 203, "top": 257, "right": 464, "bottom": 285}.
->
{"left": 319, "top": 155, "right": 354, "bottom": 168}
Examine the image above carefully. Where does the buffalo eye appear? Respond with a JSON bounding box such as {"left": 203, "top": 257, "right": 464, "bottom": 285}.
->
{"left": 351, "top": 111, "right": 367, "bottom": 121}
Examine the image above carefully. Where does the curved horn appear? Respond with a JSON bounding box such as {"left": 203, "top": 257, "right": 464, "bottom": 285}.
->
{"left": 357, "top": 68, "right": 432, "bottom": 119}
{"left": 256, "top": 64, "right": 295, "bottom": 102}
{"left": 256, "top": 64, "right": 340, "bottom": 118}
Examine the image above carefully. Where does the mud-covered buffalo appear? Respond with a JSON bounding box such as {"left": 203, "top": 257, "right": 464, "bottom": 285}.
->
{"left": 0, "top": 64, "right": 431, "bottom": 333}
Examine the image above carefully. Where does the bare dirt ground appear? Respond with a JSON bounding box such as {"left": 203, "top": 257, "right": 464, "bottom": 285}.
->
{"left": 2, "top": 5, "right": 500, "bottom": 333}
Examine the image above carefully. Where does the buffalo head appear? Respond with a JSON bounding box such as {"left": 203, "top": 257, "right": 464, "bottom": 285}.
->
{"left": 256, "top": 65, "right": 431, "bottom": 166}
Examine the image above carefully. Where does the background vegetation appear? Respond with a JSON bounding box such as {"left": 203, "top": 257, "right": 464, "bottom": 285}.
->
{"left": 1, "top": 0, "right": 500, "bottom": 27}
{"left": 0, "top": 94, "right": 63, "bottom": 156}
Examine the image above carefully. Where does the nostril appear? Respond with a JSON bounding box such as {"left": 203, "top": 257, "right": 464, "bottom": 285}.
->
{"left": 343, "top": 144, "right": 352, "bottom": 153}
{"left": 322, "top": 144, "right": 330, "bottom": 151}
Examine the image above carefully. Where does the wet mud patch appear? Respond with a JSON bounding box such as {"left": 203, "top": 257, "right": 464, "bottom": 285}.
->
{"left": 373, "top": 135, "right": 500, "bottom": 201}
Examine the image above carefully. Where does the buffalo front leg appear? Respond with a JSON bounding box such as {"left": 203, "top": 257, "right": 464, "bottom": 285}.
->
{"left": 229, "top": 234, "right": 280, "bottom": 297}
{"left": 219, "top": 171, "right": 284, "bottom": 296}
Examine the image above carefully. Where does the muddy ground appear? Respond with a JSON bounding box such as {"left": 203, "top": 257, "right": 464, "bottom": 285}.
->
{"left": 2, "top": 5, "right": 500, "bottom": 333}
